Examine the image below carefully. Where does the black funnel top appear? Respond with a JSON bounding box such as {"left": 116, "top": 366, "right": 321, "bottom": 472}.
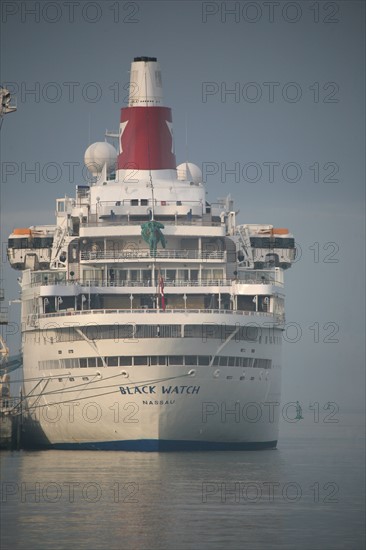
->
{"left": 133, "top": 56, "right": 157, "bottom": 62}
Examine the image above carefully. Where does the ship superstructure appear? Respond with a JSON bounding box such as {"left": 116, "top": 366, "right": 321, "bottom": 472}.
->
{"left": 7, "top": 57, "right": 295, "bottom": 449}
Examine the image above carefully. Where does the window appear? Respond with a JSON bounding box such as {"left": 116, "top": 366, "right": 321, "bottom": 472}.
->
{"left": 177, "top": 269, "right": 189, "bottom": 281}
{"left": 151, "top": 356, "right": 166, "bottom": 366}
{"left": 254, "top": 359, "right": 272, "bottom": 369}
{"left": 185, "top": 356, "right": 197, "bottom": 366}
{"left": 107, "top": 357, "right": 118, "bottom": 366}
{"left": 191, "top": 270, "right": 199, "bottom": 282}
{"left": 198, "top": 356, "right": 210, "bottom": 366}
{"left": 120, "top": 356, "right": 132, "bottom": 366}
{"left": 134, "top": 357, "right": 148, "bottom": 366}
{"left": 213, "top": 269, "right": 223, "bottom": 280}
{"left": 130, "top": 270, "right": 139, "bottom": 281}
{"left": 166, "top": 270, "right": 176, "bottom": 281}
{"left": 131, "top": 199, "right": 138, "bottom": 206}
{"left": 169, "top": 356, "right": 184, "bottom": 366}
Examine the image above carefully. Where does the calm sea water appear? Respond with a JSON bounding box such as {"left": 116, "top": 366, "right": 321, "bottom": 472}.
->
{"left": 1, "top": 414, "right": 365, "bottom": 550}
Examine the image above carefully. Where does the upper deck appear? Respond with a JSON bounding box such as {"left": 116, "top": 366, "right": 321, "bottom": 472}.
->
{"left": 7, "top": 56, "right": 296, "bottom": 297}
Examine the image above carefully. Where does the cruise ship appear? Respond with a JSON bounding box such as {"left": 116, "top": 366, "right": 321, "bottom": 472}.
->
{"left": 7, "top": 57, "right": 296, "bottom": 450}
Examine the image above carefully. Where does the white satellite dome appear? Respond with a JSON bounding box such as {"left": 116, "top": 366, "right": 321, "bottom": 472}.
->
{"left": 176, "top": 162, "right": 202, "bottom": 184}
{"left": 84, "top": 142, "right": 117, "bottom": 177}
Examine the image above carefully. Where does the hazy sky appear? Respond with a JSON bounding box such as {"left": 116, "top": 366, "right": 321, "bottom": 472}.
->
{"left": 0, "top": 1, "right": 365, "bottom": 410}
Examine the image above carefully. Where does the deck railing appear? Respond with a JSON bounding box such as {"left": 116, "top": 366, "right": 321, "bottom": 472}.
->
{"left": 81, "top": 218, "right": 223, "bottom": 228}
{"left": 80, "top": 249, "right": 226, "bottom": 261}
{"left": 28, "top": 270, "right": 283, "bottom": 288}
{"left": 38, "top": 308, "right": 285, "bottom": 322}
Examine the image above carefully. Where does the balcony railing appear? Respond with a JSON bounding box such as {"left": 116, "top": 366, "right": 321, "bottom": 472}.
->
{"left": 80, "top": 279, "right": 232, "bottom": 288}
{"left": 81, "top": 218, "right": 223, "bottom": 228}
{"left": 28, "top": 269, "right": 283, "bottom": 288}
{"left": 80, "top": 249, "right": 226, "bottom": 261}
{"left": 38, "top": 308, "right": 285, "bottom": 322}
{"left": 236, "top": 269, "right": 284, "bottom": 285}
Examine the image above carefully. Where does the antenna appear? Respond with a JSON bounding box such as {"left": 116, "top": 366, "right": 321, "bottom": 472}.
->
{"left": 185, "top": 112, "right": 188, "bottom": 164}
{"left": 88, "top": 114, "right": 91, "bottom": 145}
{"left": 185, "top": 113, "right": 190, "bottom": 181}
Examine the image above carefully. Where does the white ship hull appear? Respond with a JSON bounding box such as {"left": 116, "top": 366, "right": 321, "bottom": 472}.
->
{"left": 22, "top": 312, "right": 282, "bottom": 450}
{"left": 23, "top": 364, "right": 281, "bottom": 450}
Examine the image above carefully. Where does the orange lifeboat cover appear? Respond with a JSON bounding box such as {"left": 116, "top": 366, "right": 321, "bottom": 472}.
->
{"left": 13, "top": 228, "right": 32, "bottom": 235}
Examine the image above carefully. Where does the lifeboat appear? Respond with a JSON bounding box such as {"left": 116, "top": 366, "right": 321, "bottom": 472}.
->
{"left": 13, "top": 228, "right": 32, "bottom": 236}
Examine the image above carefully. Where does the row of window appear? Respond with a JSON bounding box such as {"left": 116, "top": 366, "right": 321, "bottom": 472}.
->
{"left": 33, "top": 325, "right": 282, "bottom": 344}
{"left": 82, "top": 268, "right": 225, "bottom": 282}
{"left": 8, "top": 237, "right": 54, "bottom": 249}
{"left": 39, "top": 356, "right": 272, "bottom": 369}
{"left": 250, "top": 237, "right": 295, "bottom": 249}
{"left": 117, "top": 199, "right": 185, "bottom": 207}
